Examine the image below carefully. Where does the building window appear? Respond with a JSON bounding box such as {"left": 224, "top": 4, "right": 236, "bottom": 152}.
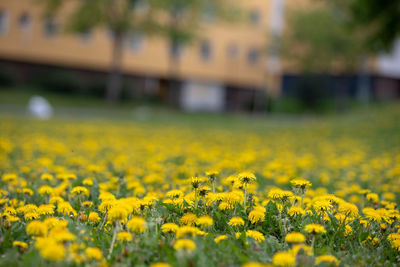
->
{"left": 227, "top": 43, "right": 238, "bottom": 60}
{"left": 200, "top": 40, "right": 212, "bottom": 61}
{"left": 129, "top": 32, "right": 145, "bottom": 52}
{"left": 202, "top": 4, "right": 215, "bottom": 24}
{"left": 248, "top": 48, "right": 260, "bottom": 65}
{"left": 19, "top": 12, "right": 31, "bottom": 31}
{"left": 79, "top": 29, "right": 92, "bottom": 43}
{"left": 44, "top": 17, "right": 58, "bottom": 37}
{"left": 170, "top": 40, "right": 184, "bottom": 59}
{"left": 169, "top": 6, "right": 185, "bottom": 20}
{"left": 0, "top": 9, "right": 10, "bottom": 36}
{"left": 249, "top": 10, "right": 260, "bottom": 25}
{"left": 132, "top": 0, "right": 149, "bottom": 14}
{"left": 106, "top": 28, "right": 115, "bottom": 40}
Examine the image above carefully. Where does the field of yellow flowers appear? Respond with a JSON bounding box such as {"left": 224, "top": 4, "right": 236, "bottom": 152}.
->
{"left": 0, "top": 105, "right": 400, "bottom": 267}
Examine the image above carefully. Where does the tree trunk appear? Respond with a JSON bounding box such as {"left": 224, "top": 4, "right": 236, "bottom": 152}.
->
{"left": 106, "top": 32, "right": 124, "bottom": 105}
{"left": 168, "top": 40, "right": 181, "bottom": 108}
{"left": 356, "top": 56, "right": 371, "bottom": 105}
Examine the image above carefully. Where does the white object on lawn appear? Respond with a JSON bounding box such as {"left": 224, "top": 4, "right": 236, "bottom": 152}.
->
{"left": 27, "top": 96, "right": 53, "bottom": 119}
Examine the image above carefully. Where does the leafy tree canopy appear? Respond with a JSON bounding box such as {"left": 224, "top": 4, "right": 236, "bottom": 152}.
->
{"left": 282, "top": 5, "right": 367, "bottom": 73}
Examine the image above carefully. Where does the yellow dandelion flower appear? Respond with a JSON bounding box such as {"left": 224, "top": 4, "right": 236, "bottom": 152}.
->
{"left": 391, "top": 239, "right": 400, "bottom": 251}
{"left": 290, "top": 179, "right": 312, "bottom": 189}
{"left": 196, "top": 216, "right": 213, "bottom": 228}
{"left": 48, "top": 228, "right": 76, "bottom": 242}
{"left": 99, "top": 200, "right": 115, "bottom": 213}
{"left": 338, "top": 202, "right": 359, "bottom": 218}
{"left": 248, "top": 209, "right": 265, "bottom": 224}
{"left": 228, "top": 217, "right": 245, "bottom": 227}
{"left": 174, "top": 239, "right": 196, "bottom": 252}
{"left": 366, "top": 193, "right": 379, "bottom": 203}
{"left": 191, "top": 177, "right": 201, "bottom": 189}
{"left": 49, "top": 196, "right": 64, "bottom": 205}
{"left": 246, "top": 230, "right": 265, "bottom": 243}
{"left": 312, "top": 200, "right": 332, "bottom": 213}
{"left": 40, "top": 173, "right": 53, "bottom": 181}
{"left": 22, "top": 188, "right": 33, "bottom": 196}
{"left": 4, "top": 207, "right": 16, "bottom": 216}
{"left": 219, "top": 201, "right": 234, "bottom": 211}
{"left": 205, "top": 170, "right": 219, "bottom": 177}
{"left": 304, "top": 224, "right": 326, "bottom": 234}
{"left": 85, "top": 247, "right": 103, "bottom": 260}
{"left": 117, "top": 231, "right": 132, "bottom": 242}
{"left": 71, "top": 186, "right": 89, "bottom": 197}
{"left": 57, "top": 202, "right": 77, "bottom": 216}
{"left": 150, "top": 263, "right": 171, "bottom": 267}
{"left": 44, "top": 217, "right": 68, "bottom": 230}
{"left": 272, "top": 251, "right": 295, "bottom": 267}
{"left": 198, "top": 186, "right": 211, "bottom": 196}
{"left": 24, "top": 212, "right": 39, "bottom": 221}
{"left": 82, "top": 201, "right": 93, "bottom": 208}
{"left": 315, "top": 255, "right": 340, "bottom": 266}
{"left": 18, "top": 204, "right": 38, "bottom": 214}
{"left": 214, "top": 235, "right": 228, "bottom": 243}
{"left": 288, "top": 206, "right": 305, "bottom": 217}
{"left": 38, "top": 204, "right": 55, "bottom": 216}
{"left": 180, "top": 213, "right": 198, "bottom": 225}
{"left": 387, "top": 233, "right": 400, "bottom": 242}
{"left": 99, "top": 192, "right": 116, "bottom": 202}
{"left": 363, "top": 208, "right": 382, "bottom": 222}
{"left": 82, "top": 178, "right": 93, "bottom": 186}
{"left": 40, "top": 243, "right": 66, "bottom": 261}
{"left": 88, "top": 212, "right": 101, "bottom": 224}
{"left": 161, "top": 223, "right": 179, "bottom": 233}
{"left": 285, "top": 232, "right": 306, "bottom": 244}
{"left": 176, "top": 226, "right": 200, "bottom": 238}
{"left": 238, "top": 172, "right": 256, "bottom": 184}
{"left": 13, "top": 241, "right": 28, "bottom": 249}
{"left": 38, "top": 185, "right": 53, "bottom": 195}
{"left": 127, "top": 216, "right": 147, "bottom": 233}
{"left": 290, "top": 244, "right": 313, "bottom": 256}
{"left": 241, "top": 262, "right": 267, "bottom": 267}
{"left": 2, "top": 173, "right": 17, "bottom": 183}
{"left": 107, "top": 205, "right": 128, "bottom": 222}
{"left": 166, "top": 189, "right": 184, "bottom": 199}
{"left": 26, "top": 221, "right": 48, "bottom": 236}
{"left": 268, "top": 188, "right": 293, "bottom": 201}
{"left": 341, "top": 224, "right": 352, "bottom": 236}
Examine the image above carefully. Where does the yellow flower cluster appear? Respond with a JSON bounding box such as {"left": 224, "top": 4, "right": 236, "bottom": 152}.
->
{"left": 0, "top": 107, "right": 399, "bottom": 266}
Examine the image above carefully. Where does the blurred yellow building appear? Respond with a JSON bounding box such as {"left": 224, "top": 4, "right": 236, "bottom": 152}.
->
{"left": 0, "top": 0, "right": 399, "bottom": 111}
{"left": 0, "top": 0, "right": 289, "bottom": 110}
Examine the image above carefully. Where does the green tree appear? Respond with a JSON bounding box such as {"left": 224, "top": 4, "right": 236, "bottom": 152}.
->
{"left": 282, "top": 6, "right": 366, "bottom": 73}
{"left": 281, "top": 5, "right": 369, "bottom": 110}
{"left": 38, "top": 0, "right": 163, "bottom": 104}
{"left": 342, "top": 0, "right": 400, "bottom": 51}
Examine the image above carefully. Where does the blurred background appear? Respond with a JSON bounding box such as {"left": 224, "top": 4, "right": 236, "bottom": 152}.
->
{"left": 0, "top": 0, "right": 399, "bottom": 117}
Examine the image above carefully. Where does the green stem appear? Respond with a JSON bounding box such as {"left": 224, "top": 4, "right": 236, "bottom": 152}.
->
{"left": 100, "top": 211, "right": 108, "bottom": 230}
{"left": 329, "top": 215, "right": 347, "bottom": 248}
{"left": 243, "top": 183, "right": 247, "bottom": 213}
{"left": 278, "top": 210, "right": 287, "bottom": 236}
{"left": 311, "top": 235, "right": 316, "bottom": 255}
{"left": 194, "top": 189, "right": 198, "bottom": 211}
{"left": 108, "top": 224, "right": 118, "bottom": 259}
{"left": 300, "top": 193, "right": 304, "bottom": 209}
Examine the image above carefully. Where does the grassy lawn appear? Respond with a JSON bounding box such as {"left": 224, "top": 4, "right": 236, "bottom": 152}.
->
{"left": 0, "top": 88, "right": 399, "bottom": 266}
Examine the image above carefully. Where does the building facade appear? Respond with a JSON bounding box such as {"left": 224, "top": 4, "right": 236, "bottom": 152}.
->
{"left": 0, "top": 0, "right": 287, "bottom": 111}
{"left": 0, "top": 0, "right": 398, "bottom": 111}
